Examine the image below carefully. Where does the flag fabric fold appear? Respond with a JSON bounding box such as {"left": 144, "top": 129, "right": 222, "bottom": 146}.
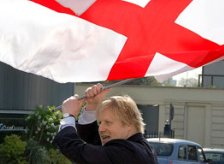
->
{"left": 1, "top": 0, "right": 224, "bottom": 83}
{"left": 0, "top": 0, "right": 126, "bottom": 83}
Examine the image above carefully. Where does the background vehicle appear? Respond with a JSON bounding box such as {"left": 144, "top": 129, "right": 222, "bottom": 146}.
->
{"left": 203, "top": 148, "right": 224, "bottom": 164}
{"left": 147, "top": 138, "right": 208, "bottom": 164}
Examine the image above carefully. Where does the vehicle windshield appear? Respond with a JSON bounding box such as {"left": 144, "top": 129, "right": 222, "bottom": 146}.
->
{"left": 149, "top": 142, "right": 173, "bottom": 156}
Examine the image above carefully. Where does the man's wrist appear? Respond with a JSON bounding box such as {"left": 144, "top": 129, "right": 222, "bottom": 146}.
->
{"left": 59, "top": 116, "right": 76, "bottom": 131}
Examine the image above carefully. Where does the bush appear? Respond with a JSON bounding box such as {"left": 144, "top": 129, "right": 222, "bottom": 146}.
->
{"left": 0, "top": 134, "right": 27, "bottom": 164}
{"left": 0, "top": 106, "right": 72, "bottom": 164}
{"left": 48, "top": 148, "right": 72, "bottom": 164}
{"left": 25, "top": 138, "right": 50, "bottom": 164}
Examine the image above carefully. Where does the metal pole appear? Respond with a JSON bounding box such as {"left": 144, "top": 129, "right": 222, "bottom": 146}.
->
{"left": 54, "top": 78, "right": 135, "bottom": 111}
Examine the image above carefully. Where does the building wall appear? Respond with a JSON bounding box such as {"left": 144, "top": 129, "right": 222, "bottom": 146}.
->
{"left": 0, "top": 62, "right": 74, "bottom": 114}
{"left": 202, "top": 60, "right": 224, "bottom": 88}
{"left": 138, "top": 104, "right": 159, "bottom": 135}
{"left": 0, "top": 63, "right": 75, "bottom": 142}
{"left": 76, "top": 84, "right": 224, "bottom": 148}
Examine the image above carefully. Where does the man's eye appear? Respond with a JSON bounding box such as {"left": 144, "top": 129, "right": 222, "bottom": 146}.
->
{"left": 105, "top": 121, "right": 112, "bottom": 125}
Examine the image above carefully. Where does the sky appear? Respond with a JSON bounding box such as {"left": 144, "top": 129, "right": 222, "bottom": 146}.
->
{"left": 172, "top": 67, "right": 202, "bottom": 81}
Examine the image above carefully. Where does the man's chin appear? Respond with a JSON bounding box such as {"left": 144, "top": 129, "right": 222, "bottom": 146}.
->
{"left": 101, "top": 138, "right": 111, "bottom": 145}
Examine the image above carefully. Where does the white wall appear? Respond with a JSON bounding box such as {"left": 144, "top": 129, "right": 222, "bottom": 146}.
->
{"left": 76, "top": 84, "right": 224, "bottom": 148}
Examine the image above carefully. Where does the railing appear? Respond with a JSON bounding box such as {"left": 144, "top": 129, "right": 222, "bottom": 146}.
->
{"left": 144, "top": 131, "right": 175, "bottom": 139}
{"left": 0, "top": 129, "right": 27, "bottom": 132}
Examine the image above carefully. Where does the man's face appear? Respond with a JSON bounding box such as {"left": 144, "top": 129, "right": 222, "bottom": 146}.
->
{"left": 98, "top": 108, "right": 131, "bottom": 145}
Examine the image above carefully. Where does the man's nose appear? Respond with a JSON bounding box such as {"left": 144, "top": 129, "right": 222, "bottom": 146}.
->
{"left": 98, "top": 124, "right": 105, "bottom": 132}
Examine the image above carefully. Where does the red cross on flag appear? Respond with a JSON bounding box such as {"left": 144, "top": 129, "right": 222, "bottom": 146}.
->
{"left": 1, "top": 0, "right": 224, "bottom": 83}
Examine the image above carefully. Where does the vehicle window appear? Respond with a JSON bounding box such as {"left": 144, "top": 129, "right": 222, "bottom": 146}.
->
{"left": 178, "top": 145, "right": 187, "bottom": 160}
{"left": 188, "top": 146, "right": 197, "bottom": 161}
{"left": 149, "top": 142, "right": 173, "bottom": 156}
{"left": 197, "top": 147, "right": 206, "bottom": 162}
{"left": 205, "top": 152, "right": 224, "bottom": 162}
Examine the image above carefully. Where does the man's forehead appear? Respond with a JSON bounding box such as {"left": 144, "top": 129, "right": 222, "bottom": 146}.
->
{"left": 97, "top": 107, "right": 120, "bottom": 120}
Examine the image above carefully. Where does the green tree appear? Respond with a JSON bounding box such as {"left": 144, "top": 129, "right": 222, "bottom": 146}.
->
{"left": 25, "top": 106, "right": 71, "bottom": 164}
{"left": 25, "top": 106, "right": 62, "bottom": 147}
{"left": 0, "top": 106, "right": 72, "bottom": 164}
{"left": 122, "top": 77, "right": 161, "bottom": 86}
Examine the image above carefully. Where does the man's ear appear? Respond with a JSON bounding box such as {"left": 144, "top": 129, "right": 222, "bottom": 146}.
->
{"left": 127, "top": 123, "right": 134, "bottom": 131}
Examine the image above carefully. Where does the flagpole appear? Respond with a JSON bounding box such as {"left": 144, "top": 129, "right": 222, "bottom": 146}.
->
{"left": 54, "top": 78, "right": 135, "bottom": 111}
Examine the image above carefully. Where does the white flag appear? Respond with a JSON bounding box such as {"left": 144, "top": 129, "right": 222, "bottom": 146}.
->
{"left": 0, "top": 0, "right": 126, "bottom": 83}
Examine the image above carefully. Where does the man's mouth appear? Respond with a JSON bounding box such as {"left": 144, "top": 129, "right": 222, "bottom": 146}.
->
{"left": 100, "top": 135, "right": 110, "bottom": 144}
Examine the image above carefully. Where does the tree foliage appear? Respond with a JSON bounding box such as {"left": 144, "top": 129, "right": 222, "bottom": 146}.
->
{"left": 0, "top": 106, "right": 72, "bottom": 164}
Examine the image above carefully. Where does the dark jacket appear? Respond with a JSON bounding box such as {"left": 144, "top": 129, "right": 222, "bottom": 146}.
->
{"left": 53, "top": 122, "right": 157, "bottom": 164}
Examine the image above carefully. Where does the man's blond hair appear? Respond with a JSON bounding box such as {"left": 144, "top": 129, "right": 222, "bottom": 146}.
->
{"left": 97, "top": 95, "right": 145, "bottom": 133}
